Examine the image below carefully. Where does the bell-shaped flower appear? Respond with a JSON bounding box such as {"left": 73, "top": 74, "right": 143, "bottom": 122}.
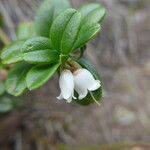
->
{"left": 57, "top": 69, "right": 76, "bottom": 103}
{"left": 73, "top": 68, "right": 101, "bottom": 100}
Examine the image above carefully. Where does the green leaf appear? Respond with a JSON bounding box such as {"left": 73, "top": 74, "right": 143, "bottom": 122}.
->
{"left": 22, "top": 37, "right": 59, "bottom": 64}
{"left": 74, "top": 3, "right": 106, "bottom": 49}
{"left": 26, "top": 63, "right": 60, "bottom": 90}
{"left": 61, "top": 11, "right": 81, "bottom": 54}
{"left": 22, "top": 37, "right": 53, "bottom": 53}
{"left": 79, "top": 4, "right": 100, "bottom": 18}
{"left": 74, "top": 23, "right": 101, "bottom": 49}
{"left": 79, "top": 3, "right": 106, "bottom": 25}
{"left": 74, "top": 58, "right": 102, "bottom": 106}
{"left": 0, "top": 96, "right": 13, "bottom": 113}
{"left": 1, "top": 41, "right": 24, "bottom": 64}
{"left": 50, "top": 9, "right": 81, "bottom": 54}
{"left": 35, "top": 0, "right": 70, "bottom": 37}
{"left": 16, "top": 22, "right": 36, "bottom": 40}
{"left": 23, "top": 49, "right": 59, "bottom": 64}
{"left": 0, "top": 80, "right": 5, "bottom": 95}
{"left": 6, "top": 63, "right": 31, "bottom": 96}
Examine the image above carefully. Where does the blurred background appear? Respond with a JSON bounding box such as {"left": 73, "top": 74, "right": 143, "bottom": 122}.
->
{"left": 0, "top": 0, "right": 150, "bottom": 149}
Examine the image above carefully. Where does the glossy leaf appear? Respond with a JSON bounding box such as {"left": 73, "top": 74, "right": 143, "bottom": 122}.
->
{"left": 80, "top": 3, "right": 106, "bottom": 25}
{"left": 26, "top": 63, "right": 60, "bottom": 90}
{"left": 1, "top": 41, "right": 24, "bottom": 64}
{"left": 22, "top": 37, "right": 59, "bottom": 64}
{"left": 50, "top": 9, "right": 81, "bottom": 54}
{"left": 79, "top": 3, "right": 100, "bottom": 18}
{"left": 74, "top": 58, "right": 102, "bottom": 105}
{"left": 74, "top": 23, "right": 101, "bottom": 49}
{"left": 6, "top": 63, "right": 31, "bottom": 96}
{"left": 74, "top": 3, "right": 106, "bottom": 49}
{"left": 35, "top": 0, "right": 70, "bottom": 37}
{"left": 22, "top": 37, "right": 53, "bottom": 53}
{"left": 16, "top": 22, "right": 36, "bottom": 40}
{"left": 61, "top": 11, "right": 81, "bottom": 54}
{"left": 23, "top": 49, "right": 59, "bottom": 64}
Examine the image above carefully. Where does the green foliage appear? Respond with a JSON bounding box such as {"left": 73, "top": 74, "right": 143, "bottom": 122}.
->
{"left": 0, "top": 0, "right": 106, "bottom": 106}
{"left": 26, "top": 63, "right": 60, "bottom": 90}
{"left": 74, "top": 3, "right": 106, "bottom": 49}
{"left": 0, "top": 68, "right": 24, "bottom": 114}
{"left": 50, "top": 9, "right": 81, "bottom": 54}
{"left": 17, "top": 22, "right": 36, "bottom": 40}
{"left": 79, "top": 3, "right": 106, "bottom": 24}
{"left": 74, "top": 23, "right": 101, "bottom": 49}
{"left": 23, "top": 49, "right": 59, "bottom": 64}
{"left": 50, "top": 3, "right": 105, "bottom": 54}
{"left": 1, "top": 41, "right": 24, "bottom": 64}
{"left": 22, "top": 37, "right": 53, "bottom": 52}
{"left": 6, "top": 63, "right": 31, "bottom": 96}
{"left": 35, "top": 0, "right": 71, "bottom": 37}
{"left": 22, "top": 37, "right": 59, "bottom": 64}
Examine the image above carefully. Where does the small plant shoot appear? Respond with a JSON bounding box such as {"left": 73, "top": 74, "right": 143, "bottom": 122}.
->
{"left": 0, "top": 0, "right": 106, "bottom": 106}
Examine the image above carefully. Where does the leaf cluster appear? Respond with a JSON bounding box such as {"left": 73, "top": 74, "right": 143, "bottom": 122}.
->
{"left": 0, "top": 0, "right": 106, "bottom": 105}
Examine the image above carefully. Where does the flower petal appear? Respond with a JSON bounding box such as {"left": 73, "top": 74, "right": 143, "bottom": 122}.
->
{"left": 88, "top": 80, "right": 101, "bottom": 91}
{"left": 57, "top": 93, "right": 63, "bottom": 100}
{"left": 74, "top": 84, "right": 88, "bottom": 100}
{"left": 74, "top": 69, "right": 89, "bottom": 99}
{"left": 73, "top": 68, "right": 101, "bottom": 99}
{"left": 66, "top": 96, "right": 72, "bottom": 103}
{"left": 58, "top": 69, "right": 74, "bottom": 100}
{"left": 79, "top": 91, "right": 88, "bottom": 100}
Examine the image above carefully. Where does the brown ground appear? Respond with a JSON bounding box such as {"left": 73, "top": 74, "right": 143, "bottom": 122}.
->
{"left": 0, "top": 0, "right": 150, "bottom": 149}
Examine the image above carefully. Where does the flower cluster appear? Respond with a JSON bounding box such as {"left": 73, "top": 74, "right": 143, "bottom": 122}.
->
{"left": 57, "top": 68, "right": 101, "bottom": 103}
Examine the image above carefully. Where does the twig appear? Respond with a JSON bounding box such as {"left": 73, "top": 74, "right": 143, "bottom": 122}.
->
{"left": 89, "top": 91, "right": 101, "bottom": 106}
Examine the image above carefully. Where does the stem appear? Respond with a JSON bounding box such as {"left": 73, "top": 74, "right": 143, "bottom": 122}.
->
{"left": 79, "top": 45, "right": 87, "bottom": 58}
{"left": 0, "top": 27, "right": 10, "bottom": 45}
{"left": 67, "top": 59, "right": 82, "bottom": 72}
{"left": 89, "top": 91, "right": 101, "bottom": 106}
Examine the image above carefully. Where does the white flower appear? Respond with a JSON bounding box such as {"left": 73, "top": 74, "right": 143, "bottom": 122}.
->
{"left": 73, "top": 68, "right": 101, "bottom": 100}
{"left": 57, "top": 69, "right": 76, "bottom": 103}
